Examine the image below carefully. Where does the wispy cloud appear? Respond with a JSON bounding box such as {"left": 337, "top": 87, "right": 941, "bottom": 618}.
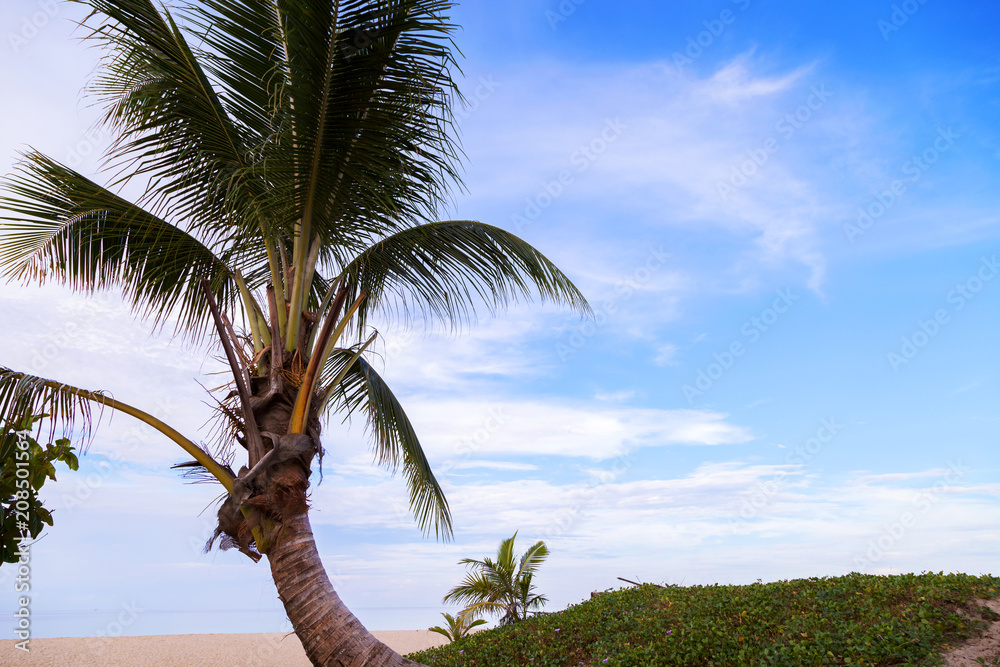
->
{"left": 398, "top": 397, "right": 755, "bottom": 461}
{"left": 446, "top": 460, "right": 540, "bottom": 471}
{"left": 653, "top": 343, "right": 680, "bottom": 366}
{"left": 456, "top": 64, "right": 848, "bottom": 300}
{"left": 593, "top": 389, "right": 637, "bottom": 402}
{"left": 698, "top": 56, "right": 815, "bottom": 103}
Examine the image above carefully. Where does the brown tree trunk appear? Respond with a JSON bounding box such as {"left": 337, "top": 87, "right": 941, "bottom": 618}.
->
{"left": 209, "top": 329, "right": 425, "bottom": 666}
{"left": 267, "top": 510, "right": 427, "bottom": 667}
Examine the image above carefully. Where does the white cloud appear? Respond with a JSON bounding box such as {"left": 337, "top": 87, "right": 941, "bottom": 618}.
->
{"left": 303, "top": 460, "right": 1000, "bottom": 596}
{"left": 850, "top": 468, "right": 961, "bottom": 484}
{"left": 593, "top": 389, "right": 637, "bottom": 402}
{"left": 452, "top": 54, "right": 870, "bottom": 295}
{"left": 369, "top": 307, "right": 568, "bottom": 391}
{"left": 446, "top": 460, "right": 539, "bottom": 471}
{"left": 698, "top": 56, "right": 814, "bottom": 103}
{"left": 401, "top": 397, "right": 755, "bottom": 461}
{"left": 653, "top": 343, "right": 680, "bottom": 366}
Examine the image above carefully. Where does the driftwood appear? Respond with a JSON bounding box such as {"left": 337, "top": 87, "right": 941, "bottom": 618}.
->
{"left": 617, "top": 577, "right": 666, "bottom": 589}
{"left": 593, "top": 577, "right": 667, "bottom": 598}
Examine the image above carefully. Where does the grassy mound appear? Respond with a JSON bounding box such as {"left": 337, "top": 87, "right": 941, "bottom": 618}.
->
{"left": 408, "top": 572, "right": 999, "bottom": 666}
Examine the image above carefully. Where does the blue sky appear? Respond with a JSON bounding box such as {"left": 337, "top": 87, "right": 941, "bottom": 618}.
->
{"left": 1, "top": 0, "right": 1000, "bottom": 641}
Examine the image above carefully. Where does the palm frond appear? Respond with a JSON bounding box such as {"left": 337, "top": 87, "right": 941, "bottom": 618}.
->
{"left": 322, "top": 351, "right": 451, "bottom": 539}
{"left": 517, "top": 540, "right": 550, "bottom": 577}
{"left": 340, "top": 220, "right": 591, "bottom": 333}
{"left": 0, "top": 367, "right": 101, "bottom": 447}
{"left": 258, "top": 0, "right": 465, "bottom": 266}
{"left": 442, "top": 570, "right": 502, "bottom": 607}
{"left": 81, "top": 0, "right": 267, "bottom": 251}
{"left": 428, "top": 611, "right": 486, "bottom": 642}
{"left": 0, "top": 152, "right": 236, "bottom": 340}
{"left": 0, "top": 366, "right": 234, "bottom": 489}
{"left": 185, "top": 0, "right": 286, "bottom": 150}
{"left": 496, "top": 532, "right": 517, "bottom": 571}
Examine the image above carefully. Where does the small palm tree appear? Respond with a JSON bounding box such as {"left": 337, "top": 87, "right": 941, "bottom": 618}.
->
{"left": 443, "top": 533, "right": 549, "bottom": 626}
{"left": 428, "top": 611, "right": 486, "bottom": 643}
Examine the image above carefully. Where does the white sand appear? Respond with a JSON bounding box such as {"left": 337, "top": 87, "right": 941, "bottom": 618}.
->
{"left": 0, "top": 630, "right": 447, "bottom": 666}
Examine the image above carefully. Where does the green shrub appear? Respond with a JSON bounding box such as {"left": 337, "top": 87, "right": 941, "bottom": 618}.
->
{"left": 1, "top": 416, "right": 77, "bottom": 565}
{"left": 408, "top": 572, "right": 999, "bottom": 667}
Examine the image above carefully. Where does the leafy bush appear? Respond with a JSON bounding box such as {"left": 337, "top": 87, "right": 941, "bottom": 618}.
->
{"left": 409, "top": 572, "right": 999, "bottom": 666}
{"left": 1, "top": 416, "right": 78, "bottom": 564}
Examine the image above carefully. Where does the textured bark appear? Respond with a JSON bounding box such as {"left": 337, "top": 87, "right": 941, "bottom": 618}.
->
{"left": 208, "top": 316, "right": 424, "bottom": 666}
{"left": 267, "top": 510, "right": 426, "bottom": 667}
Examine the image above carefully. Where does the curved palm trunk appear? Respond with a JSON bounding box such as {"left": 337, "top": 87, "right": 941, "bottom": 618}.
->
{"left": 267, "top": 510, "right": 426, "bottom": 667}
{"left": 202, "top": 294, "right": 430, "bottom": 667}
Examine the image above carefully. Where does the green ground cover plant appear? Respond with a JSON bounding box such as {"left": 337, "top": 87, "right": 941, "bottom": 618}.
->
{"left": 409, "top": 572, "right": 999, "bottom": 667}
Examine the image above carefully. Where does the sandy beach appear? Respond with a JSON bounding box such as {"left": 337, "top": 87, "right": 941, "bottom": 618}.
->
{"left": 0, "top": 630, "right": 447, "bottom": 666}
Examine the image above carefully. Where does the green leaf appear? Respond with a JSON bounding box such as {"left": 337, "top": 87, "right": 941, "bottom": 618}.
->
{"left": 0, "top": 417, "right": 78, "bottom": 565}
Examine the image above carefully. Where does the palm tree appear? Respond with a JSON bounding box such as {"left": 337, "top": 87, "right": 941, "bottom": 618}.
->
{"left": 443, "top": 532, "right": 550, "bottom": 626}
{"left": 427, "top": 610, "right": 486, "bottom": 643}
{"left": 0, "top": 1, "right": 587, "bottom": 665}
